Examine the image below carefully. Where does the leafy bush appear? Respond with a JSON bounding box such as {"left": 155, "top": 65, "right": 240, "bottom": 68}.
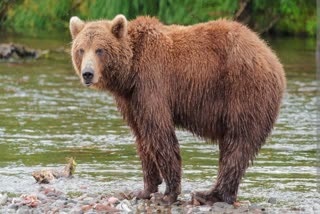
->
{"left": 2, "top": 0, "right": 316, "bottom": 37}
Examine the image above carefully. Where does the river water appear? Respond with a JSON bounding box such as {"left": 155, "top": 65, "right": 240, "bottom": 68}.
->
{"left": 0, "top": 34, "right": 318, "bottom": 211}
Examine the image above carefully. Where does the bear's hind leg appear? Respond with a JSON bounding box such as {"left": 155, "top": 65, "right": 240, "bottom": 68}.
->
{"left": 135, "top": 138, "right": 163, "bottom": 200}
{"left": 193, "top": 135, "right": 263, "bottom": 205}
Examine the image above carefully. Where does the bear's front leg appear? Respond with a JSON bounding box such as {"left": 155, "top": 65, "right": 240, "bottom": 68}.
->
{"left": 148, "top": 129, "right": 182, "bottom": 205}
{"left": 135, "top": 138, "right": 163, "bottom": 199}
{"left": 131, "top": 87, "right": 182, "bottom": 204}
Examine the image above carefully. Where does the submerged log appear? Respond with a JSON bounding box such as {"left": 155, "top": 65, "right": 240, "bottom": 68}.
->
{"left": 32, "top": 157, "right": 77, "bottom": 184}
{"left": 0, "top": 43, "right": 39, "bottom": 59}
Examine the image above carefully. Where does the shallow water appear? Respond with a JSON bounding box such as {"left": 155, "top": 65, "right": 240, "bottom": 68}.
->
{"left": 0, "top": 34, "right": 318, "bottom": 211}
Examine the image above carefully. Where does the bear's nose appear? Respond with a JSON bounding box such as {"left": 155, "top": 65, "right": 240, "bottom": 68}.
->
{"left": 82, "top": 68, "right": 94, "bottom": 83}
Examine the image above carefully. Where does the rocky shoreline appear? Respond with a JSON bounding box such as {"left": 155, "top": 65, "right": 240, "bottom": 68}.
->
{"left": 0, "top": 186, "right": 287, "bottom": 214}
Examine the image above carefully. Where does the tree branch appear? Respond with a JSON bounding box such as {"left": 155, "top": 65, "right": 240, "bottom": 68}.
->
{"left": 234, "top": 0, "right": 252, "bottom": 21}
{"left": 259, "top": 16, "right": 280, "bottom": 34}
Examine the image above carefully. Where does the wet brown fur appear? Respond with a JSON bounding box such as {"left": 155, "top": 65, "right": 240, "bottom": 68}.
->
{"left": 70, "top": 15, "right": 286, "bottom": 204}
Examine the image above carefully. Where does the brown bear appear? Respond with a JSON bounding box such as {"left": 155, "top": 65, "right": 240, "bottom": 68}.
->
{"left": 69, "top": 15, "right": 286, "bottom": 205}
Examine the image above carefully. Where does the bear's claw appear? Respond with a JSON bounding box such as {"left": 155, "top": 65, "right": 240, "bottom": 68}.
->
{"left": 191, "top": 191, "right": 223, "bottom": 206}
{"left": 134, "top": 189, "right": 153, "bottom": 200}
{"left": 151, "top": 192, "right": 178, "bottom": 205}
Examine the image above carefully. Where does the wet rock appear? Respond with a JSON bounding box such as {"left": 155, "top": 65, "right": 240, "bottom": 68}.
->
{"left": 70, "top": 206, "right": 84, "bottom": 214}
{"left": 250, "top": 203, "right": 264, "bottom": 211}
{"left": 20, "top": 194, "right": 40, "bottom": 208}
{"left": 81, "top": 204, "right": 92, "bottom": 212}
{"left": 82, "top": 196, "right": 95, "bottom": 204}
{"left": 116, "top": 199, "right": 132, "bottom": 212}
{"left": 5, "top": 208, "right": 17, "bottom": 214}
{"left": 95, "top": 204, "right": 119, "bottom": 212}
{"left": 108, "top": 196, "right": 119, "bottom": 204}
{"left": 212, "top": 202, "right": 234, "bottom": 212}
{"left": 58, "top": 195, "right": 68, "bottom": 201}
{"left": 30, "top": 209, "right": 42, "bottom": 214}
{"left": 0, "top": 43, "right": 39, "bottom": 59}
{"left": 35, "top": 193, "right": 47, "bottom": 201}
{"left": 170, "top": 206, "right": 185, "bottom": 214}
{"left": 16, "top": 205, "right": 31, "bottom": 214}
{"left": 268, "top": 197, "right": 277, "bottom": 204}
{"left": 51, "top": 199, "right": 66, "bottom": 208}
{"left": 214, "top": 202, "right": 234, "bottom": 208}
{"left": 0, "top": 193, "right": 8, "bottom": 205}
{"left": 46, "top": 192, "right": 57, "bottom": 198}
{"left": 8, "top": 203, "right": 19, "bottom": 210}
{"left": 199, "top": 206, "right": 213, "bottom": 212}
{"left": 68, "top": 199, "right": 77, "bottom": 204}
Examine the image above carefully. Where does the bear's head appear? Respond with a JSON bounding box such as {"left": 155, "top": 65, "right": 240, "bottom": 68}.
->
{"left": 69, "top": 15, "right": 133, "bottom": 94}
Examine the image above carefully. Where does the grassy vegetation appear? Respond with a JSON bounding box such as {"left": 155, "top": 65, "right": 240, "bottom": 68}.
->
{"left": 0, "top": 0, "right": 316, "bottom": 36}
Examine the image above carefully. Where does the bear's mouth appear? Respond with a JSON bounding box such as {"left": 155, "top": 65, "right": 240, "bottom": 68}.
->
{"left": 83, "top": 81, "right": 92, "bottom": 87}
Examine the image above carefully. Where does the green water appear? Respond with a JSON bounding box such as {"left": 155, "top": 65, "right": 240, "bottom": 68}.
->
{"left": 0, "top": 34, "right": 318, "bottom": 209}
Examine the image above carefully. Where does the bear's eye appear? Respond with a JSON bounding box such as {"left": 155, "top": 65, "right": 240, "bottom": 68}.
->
{"left": 95, "top": 48, "right": 103, "bottom": 56}
{"left": 79, "top": 48, "right": 84, "bottom": 56}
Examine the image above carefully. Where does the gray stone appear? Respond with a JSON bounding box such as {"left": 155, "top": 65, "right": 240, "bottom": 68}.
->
{"left": 16, "top": 205, "right": 31, "bottom": 214}
{"left": 35, "top": 193, "right": 46, "bottom": 201}
{"left": 58, "top": 196, "right": 68, "bottom": 201}
{"left": 70, "top": 206, "right": 84, "bottom": 214}
{"left": 268, "top": 197, "right": 277, "bottom": 204}
{"left": 81, "top": 200, "right": 91, "bottom": 205}
{"left": 171, "top": 207, "right": 183, "bottom": 214}
{"left": 8, "top": 203, "right": 19, "bottom": 210}
{"left": 116, "top": 199, "right": 132, "bottom": 213}
{"left": 46, "top": 192, "right": 57, "bottom": 198}
{"left": 30, "top": 209, "right": 42, "bottom": 214}
{"left": 68, "top": 199, "right": 77, "bottom": 204}
{"left": 0, "top": 194, "right": 8, "bottom": 205}
{"left": 199, "top": 206, "right": 213, "bottom": 212}
{"left": 51, "top": 199, "right": 66, "bottom": 208}
{"left": 213, "top": 202, "right": 234, "bottom": 209}
{"left": 6, "top": 209, "right": 17, "bottom": 214}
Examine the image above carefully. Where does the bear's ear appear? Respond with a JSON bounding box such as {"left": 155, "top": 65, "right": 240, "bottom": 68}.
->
{"left": 111, "top": 14, "right": 128, "bottom": 38}
{"left": 69, "top": 16, "right": 85, "bottom": 39}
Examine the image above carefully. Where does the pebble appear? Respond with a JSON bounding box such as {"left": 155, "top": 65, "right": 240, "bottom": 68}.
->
{"left": 46, "top": 192, "right": 57, "bottom": 198}
{"left": 16, "top": 205, "right": 31, "bottom": 214}
{"left": 51, "top": 199, "right": 66, "bottom": 208}
{"left": 95, "top": 204, "right": 119, "bottom": 212}
{"left": 212, "top": 202, "right": 235, "bottom": 213}
{"left": 198, "top": 206, "right": 212, "bottom": 212}
{"left": 5, "top": 209, "right": 17, "bottom": 214}
{"left": 70, "top": 206, "right": 84, "bottom": 214}
{"left": 0, "top": 188, "right": 301, "bottom": 214}
{"left": 268, "top": 197, "right": 277, "bottom": 204}
{"left": 0, "top": 194, "right": 8, "bottom": 205}
{"left": 116, "top": 199, "right": 132, "bottom": 212}
{"left": 108, "top": 196, "right": 119, "bottom": 204}
{"left": 68, "top": 199, "right": 77, "bottom": 204}
{"left": 81, "top": 200, "right": 91, "bottom": 205}
{"left": 81, "top": 204, "right": 92, "bottom": 212}
{"left": 8, "top": 203, "right": 19, "bottom": 210}
{"left": 171, "top": 206, "right": 184, "bottom": 214}
{"left": 35, "top": 193, "right": 47, "bottom": 202}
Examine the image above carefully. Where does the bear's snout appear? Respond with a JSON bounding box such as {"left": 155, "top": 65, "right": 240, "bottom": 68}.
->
{"left": 82, "top": 67, "right": 94, "bottom": 86}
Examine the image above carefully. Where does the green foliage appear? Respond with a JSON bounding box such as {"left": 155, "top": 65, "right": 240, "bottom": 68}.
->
{"left": 275, "top": 0, "right": 316, "bottom": 36}
{"left": 2, "top": 0, "right": 316, "bottom": 37}
{"left": 5, "top": 0, "right": 74, "bottom": 32}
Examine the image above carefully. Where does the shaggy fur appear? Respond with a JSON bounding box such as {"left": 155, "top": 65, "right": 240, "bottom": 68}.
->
{"left": 70, "top": 15, "right": 286, "bottom": 205}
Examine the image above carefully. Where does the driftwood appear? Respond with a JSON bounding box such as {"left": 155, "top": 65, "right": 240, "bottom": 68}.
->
{"left": 0, "top": 43, "right": 39, "bottom": 59}
{"left": 32, "top": 157, "right": 77, "bottom": 184}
